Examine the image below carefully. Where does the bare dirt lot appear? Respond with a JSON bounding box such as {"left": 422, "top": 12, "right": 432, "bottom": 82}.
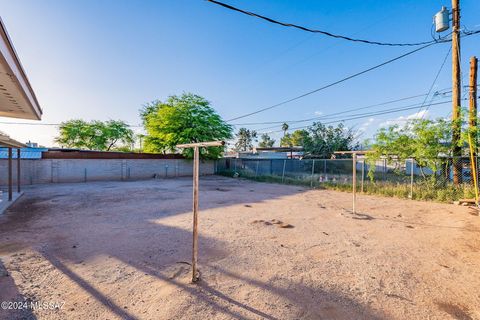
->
{"left": 0, "top": 176, "right": 479, "bottom": 320}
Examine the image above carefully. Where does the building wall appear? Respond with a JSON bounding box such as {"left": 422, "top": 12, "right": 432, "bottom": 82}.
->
{"left": 0, "top": 159, "right": 214, "bottom": 186}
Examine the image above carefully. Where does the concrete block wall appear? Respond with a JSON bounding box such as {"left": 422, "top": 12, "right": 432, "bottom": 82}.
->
{"left": 0, "top": 159, "right": 214, "bottom": 186}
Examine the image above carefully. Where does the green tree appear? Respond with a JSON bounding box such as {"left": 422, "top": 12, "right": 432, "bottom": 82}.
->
{"left": 366, "top": 118, "right": 456, "bottom": 180}
{"left": 281, "top": 122, "right": 289, "bottom": 137}
{"left": 235, "top": 128, "right": 257, "bottom": 151}
{"left": 258, "top": 133, "right": 275, "bottom": 148}
{"left": 141, "top": 93, "right": 232, "bottom": 159}
{"left": 280, "top": 133, "right": 292, "bottom": 147}
{"left": 55, "top": 119, "right": 134, "bottom": 151}
{"left": 280, "top": 129, "right": 309, "bottom": 147}
{"left": 303, "top": 122, "right": 356, "bottom": 158}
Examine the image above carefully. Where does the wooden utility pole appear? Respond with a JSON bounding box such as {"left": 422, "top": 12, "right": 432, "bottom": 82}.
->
{"left": 470, "top": 57, "right": 478, "bottom": 154}
{"left": 469, "top": 56, "right": 478, "bottom": 183}
{"left": 176, "top": 140, "right": 225, "bottom": 283}
{"left": 452, "top": 0, "right": 462, "bottom": 184}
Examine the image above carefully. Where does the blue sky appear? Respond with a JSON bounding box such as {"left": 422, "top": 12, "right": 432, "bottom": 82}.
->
{"left": 0, "top": 0, "right": 479, "bottom": 147}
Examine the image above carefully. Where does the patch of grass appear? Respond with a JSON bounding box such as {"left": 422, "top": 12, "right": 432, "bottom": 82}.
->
{"left": 216, "top": 170, "right": 476, "bottom": 203}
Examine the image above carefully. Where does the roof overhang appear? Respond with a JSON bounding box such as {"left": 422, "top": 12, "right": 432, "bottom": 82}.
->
{"left": 0, "top": 131, "right": 25, "bottom": 148}
{"left": 0, "top": 17, "right": 42, "bottom": 120}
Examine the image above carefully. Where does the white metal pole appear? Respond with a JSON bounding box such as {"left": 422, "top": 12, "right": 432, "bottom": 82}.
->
{"left": 361, "top": 159, "right": 365, "bottom": 193}
{"left": 192, "top": 146, "right": 200, "bottom": 282}
{"left": 409, "top": 159, "right": 414, "bottom": 199}
{"left": 282, "top": 159, "right": 286, "bottom": 183}
{"left": 352, "top": 153, "right": 357, "bottom": 214}
{"left": 310, "top": 159, "right": 315, "bottom": 187}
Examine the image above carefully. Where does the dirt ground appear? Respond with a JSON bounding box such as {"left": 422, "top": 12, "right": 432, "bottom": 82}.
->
{"left": 0, "top": 176, "right": 479, "bottom": 320}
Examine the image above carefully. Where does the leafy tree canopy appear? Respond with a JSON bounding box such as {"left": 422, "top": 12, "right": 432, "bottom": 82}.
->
{"left": 303, "top": 122, "right": 357, "bottom": 158}
{"left": 55, "top": 119, "right": 134, "bottom": 151}
{"left": 365, "top": 118, "right": 464, "bottom": 180}
{"left": 280, "top": 129, "right": 309, "bottom": 147}
{"left": 234, "top": 128, "right": 257, "bottom": 152}
{"left": 141, "top": 93, "right": 232, "bottom": 159}
{"left": 258, "top": 133, "right": 275, "bottom": 148}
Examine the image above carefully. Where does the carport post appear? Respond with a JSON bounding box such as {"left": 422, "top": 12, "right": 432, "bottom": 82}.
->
{"left": 8, "top": 147, "right": 12, "bottom": 201}
{"left": 176, "top": 140, "right": 225, "bottom": 283}
{"left": 17, "top": 148, "right": 21, "bottom": 193}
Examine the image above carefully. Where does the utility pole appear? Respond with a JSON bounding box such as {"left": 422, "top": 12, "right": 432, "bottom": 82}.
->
{"left": 469, "top": 56, "right": 478, "bottom": 182}
{"left": 451, "top": 0, "right": 462, "bottom": 184}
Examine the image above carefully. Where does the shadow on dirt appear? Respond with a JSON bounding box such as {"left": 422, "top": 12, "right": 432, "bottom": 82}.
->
{"left": 1, "top": 176, "right": 386, "bottom": 319}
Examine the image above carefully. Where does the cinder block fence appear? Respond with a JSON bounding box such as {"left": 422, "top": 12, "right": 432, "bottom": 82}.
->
{"left": 0, "top": 157, "right": 214, "bottom": 186}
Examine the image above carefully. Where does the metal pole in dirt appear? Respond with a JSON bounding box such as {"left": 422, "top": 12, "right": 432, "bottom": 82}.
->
{"left": 192, "top": 146, "right": 199, "bottom": 282}
{"left": 310, "top": 159, "right": 315, "bottom": 187}
{"left": 176, "top": 140, "right": 225, "bottom": 283}
{"left": 383, "top": 158, "right": 386, "bottom": 181}
{"left": 361, "top": 159, "right": 365, "bottom": 193}
{"left": 255, "top": 160, "right": 259, "bottom": 178}
{"left": 409, "top": 159, "right": 414, "bottom": 199}
{"left": 282, "top": 159, "right": 286, "bottom": 183}
{"left": 352, "top": 153, "right": 357, "bottom": 214}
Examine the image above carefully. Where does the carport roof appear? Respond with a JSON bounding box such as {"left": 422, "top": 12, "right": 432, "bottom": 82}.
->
{"left": 0, "top": 131, "right": 25, "bottom": 148}
{"left": 0, "top": 17, "right": 42, "bottom": 120}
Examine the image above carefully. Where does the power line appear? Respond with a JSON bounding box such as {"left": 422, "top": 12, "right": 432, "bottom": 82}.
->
{"left": 231, "top": 93, "right": 431, "bottom": 126}
{"left": 207, "top": 0, "right": 437, "bottom": 47}
{"left": 233, "top": 84, "right": 478, "bottom": 127}
{"left": 417, "top": 46, "right": 452, "bottom": 118}
{"left": 226, "top": 30, "right": 479, "bottom": 123}
{"left": 258, "top": 99, "right": 459, "bottom": 134}
{"left": 226, "top": 41, "right": 442, "bottom": 122}
{"left": 0, "top": 121, "right": 143, "bottom": 127}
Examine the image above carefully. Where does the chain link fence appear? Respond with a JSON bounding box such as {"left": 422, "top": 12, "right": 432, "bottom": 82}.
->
{"left": 215, "top": 157, "right": 478, "bottom": 202}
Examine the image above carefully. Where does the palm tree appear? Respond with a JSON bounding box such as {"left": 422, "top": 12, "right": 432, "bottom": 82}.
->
{"left": 281, "top": 122, "right": 289, "bottom": 137}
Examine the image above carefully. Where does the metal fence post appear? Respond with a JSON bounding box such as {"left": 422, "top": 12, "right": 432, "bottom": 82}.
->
{"left": 282, "top": 159, "right": 286, "bottom": 183}
{"left": 409, "top": 159, "right": 414, "bottom": 199}
{"left": 255, "top": 160, "right": 259, "bottom": 178}
{"left": 383, "top": 158, "right": 387, "bottom": 181}
{"left": 324, "top": 159, "right": 327, "bottom": 180}
{"left": 361, "top": 160, "right": 365, "bottom": 193}
{"left": 352, "top": 153, "right": 357, "bottom": 214}
{"left": 310, "top": 159, "right": 315, "bottom": 187}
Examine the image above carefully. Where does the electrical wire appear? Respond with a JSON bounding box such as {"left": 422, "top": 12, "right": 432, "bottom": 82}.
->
{"left": 231, "top": 93, "right": 431, "bottom": 126}
{"left": 226, "top": 30, "right": 479, "bottom": 123}
{"left": 258, "top": 99, "right": 462, "bottom": 134}
{"left": 226, "top": 41, "right": 443, "bottom": 122}
{"left": 207, "top": 0, "right": 438, "bottom": 47}
{"left": 417, "top": 46, "right": 451, "bottom": 118}
{"left": 0, "top": 121, "right": 143, "bottom": 127}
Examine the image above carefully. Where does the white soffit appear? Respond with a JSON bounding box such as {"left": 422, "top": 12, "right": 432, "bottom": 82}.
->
{"left": 0, "top": 17, "right": 42, "bottom": 120}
